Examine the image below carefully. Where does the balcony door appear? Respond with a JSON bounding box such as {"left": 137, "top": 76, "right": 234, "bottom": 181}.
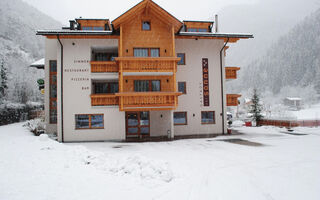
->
{"left": 126, "top": 111, "right": 150, "bottom": 138}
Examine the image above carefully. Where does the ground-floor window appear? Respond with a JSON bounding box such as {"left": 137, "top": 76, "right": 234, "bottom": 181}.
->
{"left": 174, "top": 112, "right": 187, "bottom": 125}
{"left": 75, "top": 114, "right": 104, "bottom": 129}
{"left": 201, "top": 111, "right": 215, "bottom": 124}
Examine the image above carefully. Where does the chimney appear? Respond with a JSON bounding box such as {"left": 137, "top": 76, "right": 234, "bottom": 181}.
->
{"left": 215, "top": 14, "right": 219, "bottom": 33}
{"left": 69, "top": 20, "right": 75, "bottom": 30}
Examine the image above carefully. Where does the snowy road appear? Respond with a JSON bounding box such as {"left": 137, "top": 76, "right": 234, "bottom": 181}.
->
{"left": 0, "top": 123, "right": 320, "bottom": 200}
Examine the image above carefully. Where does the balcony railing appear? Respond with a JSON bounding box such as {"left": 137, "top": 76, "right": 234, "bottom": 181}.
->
{"left": 225, "top": 67, "right": 240, "bottom": 80}
{"left": 227, "top": 94, "right": 241, "bottom": 106}
{"left": 91, "top": 94, "right": 119, "bottom": 106}
{"left": 91, "top": 61, "right": 118, "bottom": 73}
{"left": 115, "top": 57, "right": 180, "bottom": 73}
{"left": 116, "top": 92, "right": 181, "bottom": 111}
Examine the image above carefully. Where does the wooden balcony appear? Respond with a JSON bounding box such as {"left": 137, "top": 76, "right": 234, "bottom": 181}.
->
{"left": 225, "top": 67, "right": 240, "bottom": 80}
{"left": 91, "top": 61, "right": 118, "bottom": 73}
{"left": 227, "top": 94, "right": 241, "bottom": 106}
{"left": 116, "top": 92, "right": 181, "bottom": 111}
{"left": 115, "top": 57, "right": 180, "bottom": 73}
{"left": 91, "top": 94, "right": 119, "bottom": 106}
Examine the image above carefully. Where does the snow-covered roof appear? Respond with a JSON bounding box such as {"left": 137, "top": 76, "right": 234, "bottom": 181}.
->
{"left": 37, "top": 30, "right": 113, "bottom": 36}
{"left": 177, "top": 32, "right": 253, "bottom": 38}
{"left": 286, "top": 97, "right": 302, "bottom": 101}
{"left": 30, "top": 58, "right": 44, "bottom": 69}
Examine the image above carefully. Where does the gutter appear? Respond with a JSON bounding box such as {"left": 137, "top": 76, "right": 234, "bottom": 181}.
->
{"left": 219, "top": 37, "right": 229, "bottom": 135}
{"left": 57, "top": 35, "right": 64, "bottom": 142}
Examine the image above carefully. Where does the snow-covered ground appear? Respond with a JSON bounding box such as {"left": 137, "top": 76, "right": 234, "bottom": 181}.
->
{"left": 289, "top": 103, "right": 320, "bottom": 120}
{"left": 1, "top": 123, "right": 320, "bottom": 200}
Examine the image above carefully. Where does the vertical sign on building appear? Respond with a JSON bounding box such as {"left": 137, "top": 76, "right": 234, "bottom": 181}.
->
{"left": 202, "top": 58, "right": 209, "bottom": 106}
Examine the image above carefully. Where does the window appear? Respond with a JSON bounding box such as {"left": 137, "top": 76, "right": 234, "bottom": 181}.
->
{"left": 177, "top": 53, "right": 185, "bottom": 65}
{"left": 187, "top": 28, "right": 209, "bottom": 32}
{"left": 134, "top": 80, "right": 160, "bottom": 92}
{"left": 142, "top": 21, "right": 151, "bottom": 30}
{"left": 92, "top": 81, "right": 118, "bottom": 94}
{"left": 174, "top": 112, "right": 187, "bottom": 125}
{"left": 82, "top": 26, "right": 104, "bottom": 31}
{"left": 75, "top": 114, "right": 104, "bottom": 129}
{"left": 178, "top": 82, "right": 186, "bottom": 94}
{"left": 201, "top": 111, "right": 215, "bottom": 124}
{"left": 92, "top": 51, "right": 118, "bottom": 62}
{"left": 134, "top": 48, "right": 159, "bottom": 57}
{"left": 49, "top": 60, "right": 57, "bottom": 124}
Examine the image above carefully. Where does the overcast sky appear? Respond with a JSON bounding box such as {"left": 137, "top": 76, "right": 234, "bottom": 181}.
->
{"left": 22, "top": 0, "right": 258, "bottom": 24}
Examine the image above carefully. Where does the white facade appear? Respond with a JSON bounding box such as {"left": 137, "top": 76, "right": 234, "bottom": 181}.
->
{"left": 44, "top": 37, "right": 228, "bottom": 142}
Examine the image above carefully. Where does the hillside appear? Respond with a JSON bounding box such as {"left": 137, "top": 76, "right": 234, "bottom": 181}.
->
{"left": 0, "top": 0, "right": 61, "bottom": 103}
{"left": 237, "top": 8, "right": 320, "bottom": 103}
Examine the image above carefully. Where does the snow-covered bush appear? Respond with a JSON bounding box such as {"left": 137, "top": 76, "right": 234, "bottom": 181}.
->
{"left": 23, "top": 118, "right": 45, "bottom": 136}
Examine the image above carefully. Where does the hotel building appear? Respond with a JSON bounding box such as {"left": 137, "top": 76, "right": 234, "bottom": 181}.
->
{"left": 37, "top": 0, "right": 253, "bottom": 142}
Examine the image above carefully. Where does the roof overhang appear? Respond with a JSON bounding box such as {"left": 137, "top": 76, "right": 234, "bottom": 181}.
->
{"left": 112, "top": 0, "right": 182, "bottom": 33}
{"left": 176, "top": 32, "right": 254, "bottom": 43}
{"left": 30, "top": 58, "right": 45, "bottom": 69}
{"left": 36, "top": 30, "right": 119, "bottom": 39}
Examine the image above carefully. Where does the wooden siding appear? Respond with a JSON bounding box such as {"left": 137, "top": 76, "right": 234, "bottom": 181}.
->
{"left": 225, "top": 67, "right": 240, "bottom": 79}
{"left": 116, "top": 92, "right": 181, "bottom": 111}
{"left": 120, "top": 12, "right": 175, "bottom": 57}
{"left": 76, "top": 19, "right": 109, "bottom": 29}
{"left": 91, "top": 61, "right": 118, "bottom": 73}
{"left": 91, "top": 94, "right": 119, "bottom": 106}
{"left": 184, "top": 21, "right": 212, "bottom": 31}
{"left": 227, "top": 94, "right": 241, "bottom": 106}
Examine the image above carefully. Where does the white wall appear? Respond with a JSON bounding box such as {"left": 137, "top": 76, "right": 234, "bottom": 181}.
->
{"left": 45, "top": 39, "right": 58, "bottom": 134}
{"left": 55, "top": 38, "right": 125, "bottom": 142}
{"left": 174, "top": 39, "right": 228, "bottom": 135}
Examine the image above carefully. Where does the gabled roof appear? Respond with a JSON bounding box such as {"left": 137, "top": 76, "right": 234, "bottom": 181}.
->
{"left": 112, "top": 0, "right": 182, "bottom": 33}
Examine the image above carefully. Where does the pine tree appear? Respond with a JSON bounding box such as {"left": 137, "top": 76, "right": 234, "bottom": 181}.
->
{"left": 249, "top": 89, "right": 263, "bottom": 125}
{"left": 0, "top": 59, "right": 8, "bottom": 101}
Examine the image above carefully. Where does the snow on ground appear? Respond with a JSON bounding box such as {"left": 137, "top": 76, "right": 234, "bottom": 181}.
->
{"left": 289, "top": 103, "right": 320, "bottom": 120}
{"left": 1, "top": 123, "right": 320, "bottom": 200}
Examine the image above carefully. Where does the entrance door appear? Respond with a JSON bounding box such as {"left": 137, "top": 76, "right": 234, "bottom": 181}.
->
{"left": 126, "top": 111, "right": 150, "bottom": 138}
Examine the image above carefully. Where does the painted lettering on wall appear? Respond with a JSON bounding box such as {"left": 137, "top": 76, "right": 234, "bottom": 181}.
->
{"left": 64, "top": 68, "right": 89, "bottom": 73}
{"left": 74, "top": 60, "right": 90, "bottom": 64}
{"left": 71, "top": 78, "right": 89, "bottom": 81}
{"left": 202, "top": 58, "right": 209, "bottom": 107}
{"left": 199, "top": 82, "right": 203, "bottom": 106}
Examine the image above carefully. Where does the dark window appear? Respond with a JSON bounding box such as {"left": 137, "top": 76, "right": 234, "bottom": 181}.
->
{"left": 82, "top": 26, "right": 104, "bottom": 31}
{"left": 174, "top": 112, "right": 187, "bottom": 125}
{"left": 134, "top": 80, "right": 160, "bottom": 92}
{"left": 50, "top": 60, "right": 57, "bottom": 72}
{"left": 92, "top": 82, "right": 118, "bottom": 94}
{"left": 142, "top": 21, "right": 151, "bottom": 30}
{"left": 187, "top": 28, "right": 197, "bottom": 32}
{"left": 198, "top": 28, "right": 208, "bottom": 32}
{"left": 178, "top": 82, "right": 186, "bottom": 94}
{"left": 187, "top": 28, "right": 209, "bottom": 32}
{"left": 92, "top": 51, "right": 118, "bottom": 61}
{"left": 82, "top": 26, "right": 92, "bottom": 30}
{"left": 201, "top": 111, "right": 215, "bottom": 124}
{"left": 50, "top": 110, "right": 57, "bottom": 124}
{"left": 134, "top": 48, "right": 159, "bottom": 57}
{"left": 75, "top": 114, "right": 104, "bottom": 129}
{"left": 93, "top": 26, "right": 104, "bottom": 31}
{"left": 177, "top": 53, "right": 185, "bottom": 65}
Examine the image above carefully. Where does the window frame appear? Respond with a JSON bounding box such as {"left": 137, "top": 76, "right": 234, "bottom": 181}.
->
{"left": 177, "top": 53, "right": 186, "bottom": 65}
{"left": 174, "top": 112, "right": 188, "bottom": 126}
{"left": 142, "top": 21, "right": 151, "bottom": 31}
{"left": 75, "top": 114, "right": 104, "bottom": 130}
{"left": 134, "top": 48, "right": 160, "bottom": 57}
{"left": 134, "top": 80, "right": 161, "bottom": 92}
{"left": 201, "top": 111, "right": 215, "bottom": 125}
{"left": 92, "top": 81, "right": 119, "bottom": 94}
{"left": 178, "top": 82, "right": 186, "bottom": 94}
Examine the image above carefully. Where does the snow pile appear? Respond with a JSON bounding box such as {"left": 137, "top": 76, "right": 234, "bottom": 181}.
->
{"left": 23, "top": 118, "right": 45, "bottom": 134}
{"left": 109, "top": 154, "right": 173, "bottom": 182}
{"left": 76, "top": 148, "right": 174, "bottom": 183}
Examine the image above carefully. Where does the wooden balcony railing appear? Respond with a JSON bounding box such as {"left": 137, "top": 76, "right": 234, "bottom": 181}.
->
{"left": 116, "top": 92, "right": 181, "bottom": 111}
{"left": 227, "top": 94, "right": 241, "bottom": 106}
{"left": 225, "top": 67, "right": 240, "bottom": 80}
{"left": 91, "top": 94, "right": 119, "bottom": 106}
{"left": 115, "top": 57, "right": 180, "bottom": 73}
{"left": 91, "top": 61, "right": 118, "bottom": 73}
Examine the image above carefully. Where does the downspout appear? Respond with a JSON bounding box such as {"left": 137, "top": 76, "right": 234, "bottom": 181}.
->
{"left": 57, "top": 35, "right": 64, "bottom": 142}
{"left": 219, "top": 37, "right": 229, "bottom": 135}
